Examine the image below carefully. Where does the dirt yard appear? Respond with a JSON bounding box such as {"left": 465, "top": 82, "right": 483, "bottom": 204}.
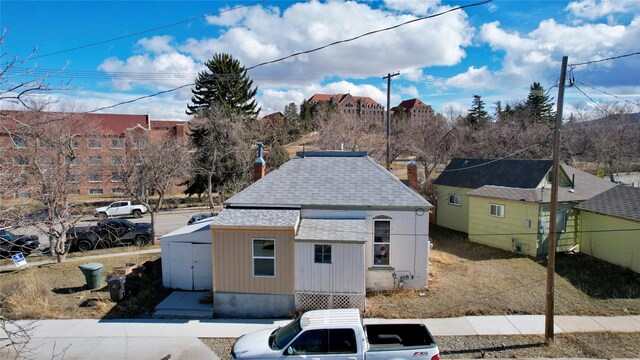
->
{"left": 365, "top": 226, "right": 640, "bottom": 318}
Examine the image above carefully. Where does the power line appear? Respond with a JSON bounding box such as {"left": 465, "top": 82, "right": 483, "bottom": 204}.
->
{"left": 28, "top": 1, "right": 268, "bottom": 60}
{"left": 244, "top": 0, "right": 492, "bottom": 71}
{"left": 573, "top": 80, "right": 640, "bottom": 108}
{"left": 569, "top": 50, "right": 640, "bottom": 67}
{"left": 572, "top": 84, "right": 608, "bottom": 114}
{"left": 17, "top": 0, "right": 491, "bottom": 120}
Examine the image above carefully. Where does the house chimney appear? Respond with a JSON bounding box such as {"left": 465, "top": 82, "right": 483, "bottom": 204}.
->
{"left": 253, "top": 142, "right": 266, "bottom": 182}
{"left": 407, "top": 161, "right": 418, "bottom": 191}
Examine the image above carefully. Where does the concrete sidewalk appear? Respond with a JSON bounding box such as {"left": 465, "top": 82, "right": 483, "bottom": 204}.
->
{"left": 1, "top": 315, "right": 639, "bottom": 359}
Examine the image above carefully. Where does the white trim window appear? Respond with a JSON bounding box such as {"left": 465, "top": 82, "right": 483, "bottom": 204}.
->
{"left": 110, "top": 138, "right": 125, "bottom": 149}
{"left": 373, "top": 218, "right": 391, "bottom": 266}
{"left": 87, "top": 138, "right": 102, "bottom": 149}
{"left": 448, "top": 194, "right": 462, "bottom": 206}
{"left": 252, "top": 238, "right": 275, "bottom": 277}
{"left": 490, "top": 204, "right": 505, "bottom": 217}
{"left": 314, "top": 244, "right": 332, "bottom": 264}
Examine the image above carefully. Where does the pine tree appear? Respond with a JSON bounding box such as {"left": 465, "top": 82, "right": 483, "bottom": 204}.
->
{"left": 467, "top": 95, "right": 490, "bottom": 126}
{"left": 525, "top": 82, "right": 555, "bottom": 125}
{"left": 186, "top": 53, "right": 260, "bottom": 117}
{"left": 283, "top": 102, "right": 301, "bottom": 141}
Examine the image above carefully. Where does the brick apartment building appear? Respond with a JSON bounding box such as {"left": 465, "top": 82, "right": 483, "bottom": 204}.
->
{"left": 307, "top": 93, "right": 385, "bottom": 125}
{"left": 0, "top": 111, "right": 188, "bottom": 199}
{"left": 393, "top": 98, "right": 435, "bottom": 122}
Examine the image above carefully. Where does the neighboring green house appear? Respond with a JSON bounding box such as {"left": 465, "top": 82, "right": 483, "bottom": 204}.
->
{"left": 575, "top": 186, "right": 640, "bottom": 274}
{"left": 434, "top": 158, "right": 615, "bottom": 257}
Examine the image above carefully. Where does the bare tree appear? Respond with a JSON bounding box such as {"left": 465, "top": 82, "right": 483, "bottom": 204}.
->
{"left": 187, "top": 105, "right": 253, "bottom": 208}
{"left": 118, "top": 133, "right": 190, "bottom": 244}
{"left": 315, "top": 108, "right": 374, "bottom": 152}
{"left": 0, "top": 30, "right": 66, "bottom": 107}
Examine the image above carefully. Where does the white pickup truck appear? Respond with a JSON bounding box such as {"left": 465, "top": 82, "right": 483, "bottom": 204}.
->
{"left": 231, "top": 308, "right": 440, "bottom": 360}
{"left": 94, "top": 201, "right": 147, "bottom": 219}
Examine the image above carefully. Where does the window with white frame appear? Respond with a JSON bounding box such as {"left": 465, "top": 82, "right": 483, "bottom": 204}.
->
{"left": 12, "top": 136, "right": 27, "bottom": 148}
{"left": 133, "top": 155, "right": 143, "bottom": 165}
{"left": 88, "top": 173, "right": 102, "bottom": 183}
{"left": 132, "top": 138, "right": 146, "bottom": 149}
{"left": 373, "top": 218, "right": 390, "bottom": 266}
{"left": 87, "top": 138, "right": 102, "bottom": 149}
{"left": 89, "top": 156, "right": 102, "bottom": 166}
{"left": 68, "top": 174, "right": 80, "bottom": 183}
{"left": 65, "top": 155, "right": 79, "bottom": 167}
{"left": 89, "top": 188, "right": 103, "bottom": 195}
{"left": 556, "top": 210, "right": 567, "bottom": 233}
{"left": 314, "top": 244, "right": 331, "bottom": 264}
{"left": 12, "top": 156, "right": 28, "bottom": 166}
{"left": 110, "top": 138, "right": 125, "bottom": 149}
{"left": 490, "top": 204, "right": 505, "bottom": 217}
{"left": 448, "top": 194, "right": 462, "bottom": 206}
{"left": 112, "top": 188, "right": 125, "bottom": 195}
{"left": 111, "top": 156, "right": 123, "bottom": 166}
{"left": 111, "top": 172, "right": 122, "bottom": 182}
{"left": 253, "top": 238, "right": 275, "bottom": 277}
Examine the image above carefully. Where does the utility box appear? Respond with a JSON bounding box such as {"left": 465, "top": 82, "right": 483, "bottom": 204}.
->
{"left": 78, "top": 262, "right": 104, "bottom": 290}
{"left": 107, "top": 276, "right": 126, "bottom": 302}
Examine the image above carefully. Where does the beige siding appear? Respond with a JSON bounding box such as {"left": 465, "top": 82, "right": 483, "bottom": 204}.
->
{"left": 580, "top": 212, "right": 640, "bottom": 273}
{"left": 213, "top": 229, "right": 295, "bottom": 295}
{"left": 295, "top": 242, "right": 365, "bottom": 294}
{"left": 468, "top": 197, "right": 540, "bottom": 256}
{"left": 436, "top": 185, "right": 473, "bottom": 233}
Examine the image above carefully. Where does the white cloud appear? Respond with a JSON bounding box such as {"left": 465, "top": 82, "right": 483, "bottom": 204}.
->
{"left": 566, "top": 0, "right": 640, "bottom": 21}
{"left": 383, "top": 0, "right": 441, "bottom": 15}
{"left": 137, "top": 35, "right": 175, "bottom": 54}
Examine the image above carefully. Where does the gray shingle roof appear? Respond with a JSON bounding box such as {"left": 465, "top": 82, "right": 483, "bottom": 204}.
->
{"left": 295, "top": 219, "right": 366, "bottom": 243}
{"left": 210, "top": 209, "right": 300, "bottom": 229}
{"left": 226, "top": 152, "right": 430, "bottom": 209}
{"left": 434, "top": 158, "right": 553, "bottom": 188}
{"left": 467, "top": 165, "right": 616, "bottom": 203}
{"left": 575, "top": 186, "right": 640, "bottom": 222}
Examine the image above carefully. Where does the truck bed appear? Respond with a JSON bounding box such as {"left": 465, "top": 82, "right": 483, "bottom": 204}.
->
{"left": 365, "top": 324, "right": 437, "bottom": 351}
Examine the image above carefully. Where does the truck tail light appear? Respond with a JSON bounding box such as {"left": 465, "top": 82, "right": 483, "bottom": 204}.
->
{"left": 430, "top": 354, "right": 440, "bottom": 360}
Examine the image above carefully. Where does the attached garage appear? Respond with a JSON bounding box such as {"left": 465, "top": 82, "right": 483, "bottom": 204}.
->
{"left": 161, "top": 220, "right": 214, "bottom": 291}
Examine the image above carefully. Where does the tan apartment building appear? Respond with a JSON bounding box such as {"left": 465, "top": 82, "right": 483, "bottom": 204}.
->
{"left": 308, "top": 93, "right": 385, "bottom": 125}
{"left": 0, "top": 111, "right": 188, "bottom": 199}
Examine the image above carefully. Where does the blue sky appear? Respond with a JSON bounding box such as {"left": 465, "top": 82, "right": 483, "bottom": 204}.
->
{"left": 2, "top": 0, "right": 639, "bottom": 120}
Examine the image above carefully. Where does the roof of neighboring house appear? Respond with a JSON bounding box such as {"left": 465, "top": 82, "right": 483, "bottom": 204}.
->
{"left": 209, "top": 209, "right": 300, "bottom": 230}
{"left": 434, "top": 158, "right": 554, "bottom": 189}
{"left": 226, "top": 151, "right": 431, "bottom": 209}
{"left": 151, "top": 120, "right": 187, "bottom": 129}
{"left": 398, "top": 98, "right": 430, "bottom": 111}
{"left": 295, "top": 219, "right": 367, "bottom": 243}
{"left": 575, "top": 186, "right": 640, "bottom": 222}
{"left": 259, "top": 112, "right": 285, "bottom": 123}
{"left": 1, "top": 110, "right": 151, "bottom": 135}
{"left": 467, "top": 164, "right": 616, "bottom": 203}
{"left": 161, "top": 218, "right": 213, "bottom": 238}
{"left": 307, "top": 94, "right": 381, "bottom": 107}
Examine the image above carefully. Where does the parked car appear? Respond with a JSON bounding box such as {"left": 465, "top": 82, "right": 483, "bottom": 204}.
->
{"left": 67, "top": 219, "right": 152, "bottom": 252}
{"left": 187, "top": 212, "right": 217, "bottom": 225}
{"left": 231, "top": 308, "right": 440, "bottom": 359}
{"left": 94, "top": 201, "right": 148, "bottom": 219}
{"left": 0, "top": 229, "right": 40, "bottom": 258}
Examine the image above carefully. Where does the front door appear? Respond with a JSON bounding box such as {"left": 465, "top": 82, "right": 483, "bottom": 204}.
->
{"left": 169, "top": 242, "right": 213, "bottom": 290}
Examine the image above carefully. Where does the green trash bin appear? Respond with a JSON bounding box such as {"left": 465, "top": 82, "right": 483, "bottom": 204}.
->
{"left": 78, "top": 262, "right": 104, "bottom": 290}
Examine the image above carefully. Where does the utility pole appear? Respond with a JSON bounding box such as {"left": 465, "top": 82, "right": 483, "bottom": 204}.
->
{"left": 383, "top": 72, "right": 400, "bottom": 170}
{"left": 545, "top": 55, "right": 568, "bottom": 345}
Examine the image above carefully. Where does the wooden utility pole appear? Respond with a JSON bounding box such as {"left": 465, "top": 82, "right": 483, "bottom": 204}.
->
{"left": 545, "top": 55, "right": 568, "bottom": 344}
{"left": 383, "top": 72, "right": 399, "bottom": 170}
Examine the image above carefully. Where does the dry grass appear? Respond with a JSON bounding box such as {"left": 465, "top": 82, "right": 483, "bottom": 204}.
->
{"left": 365, "top": 226, "right": 640, "bottom": 318}
{"left": 0, "top": 251, "right": 166, "bottom": 320}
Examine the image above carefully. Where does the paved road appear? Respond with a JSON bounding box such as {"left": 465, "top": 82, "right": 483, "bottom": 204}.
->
{"left": 2, "top": 314, "right": 640, "bottom": 360}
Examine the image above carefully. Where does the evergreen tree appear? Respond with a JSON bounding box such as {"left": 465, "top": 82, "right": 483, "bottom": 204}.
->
{"left": 186, "top": 53, "right": 260, "bottom": 117}
{"left": 283, "top": 102, "right": 301, "bottom": 141}
{"left": 299, "top": 100, "right": 314, "bottom": 133}
{"left": 524, "top": 82, "right": 555, "bottom": 125}
{"left": 467, "top": 95, "right": 490, "bottom": 126}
